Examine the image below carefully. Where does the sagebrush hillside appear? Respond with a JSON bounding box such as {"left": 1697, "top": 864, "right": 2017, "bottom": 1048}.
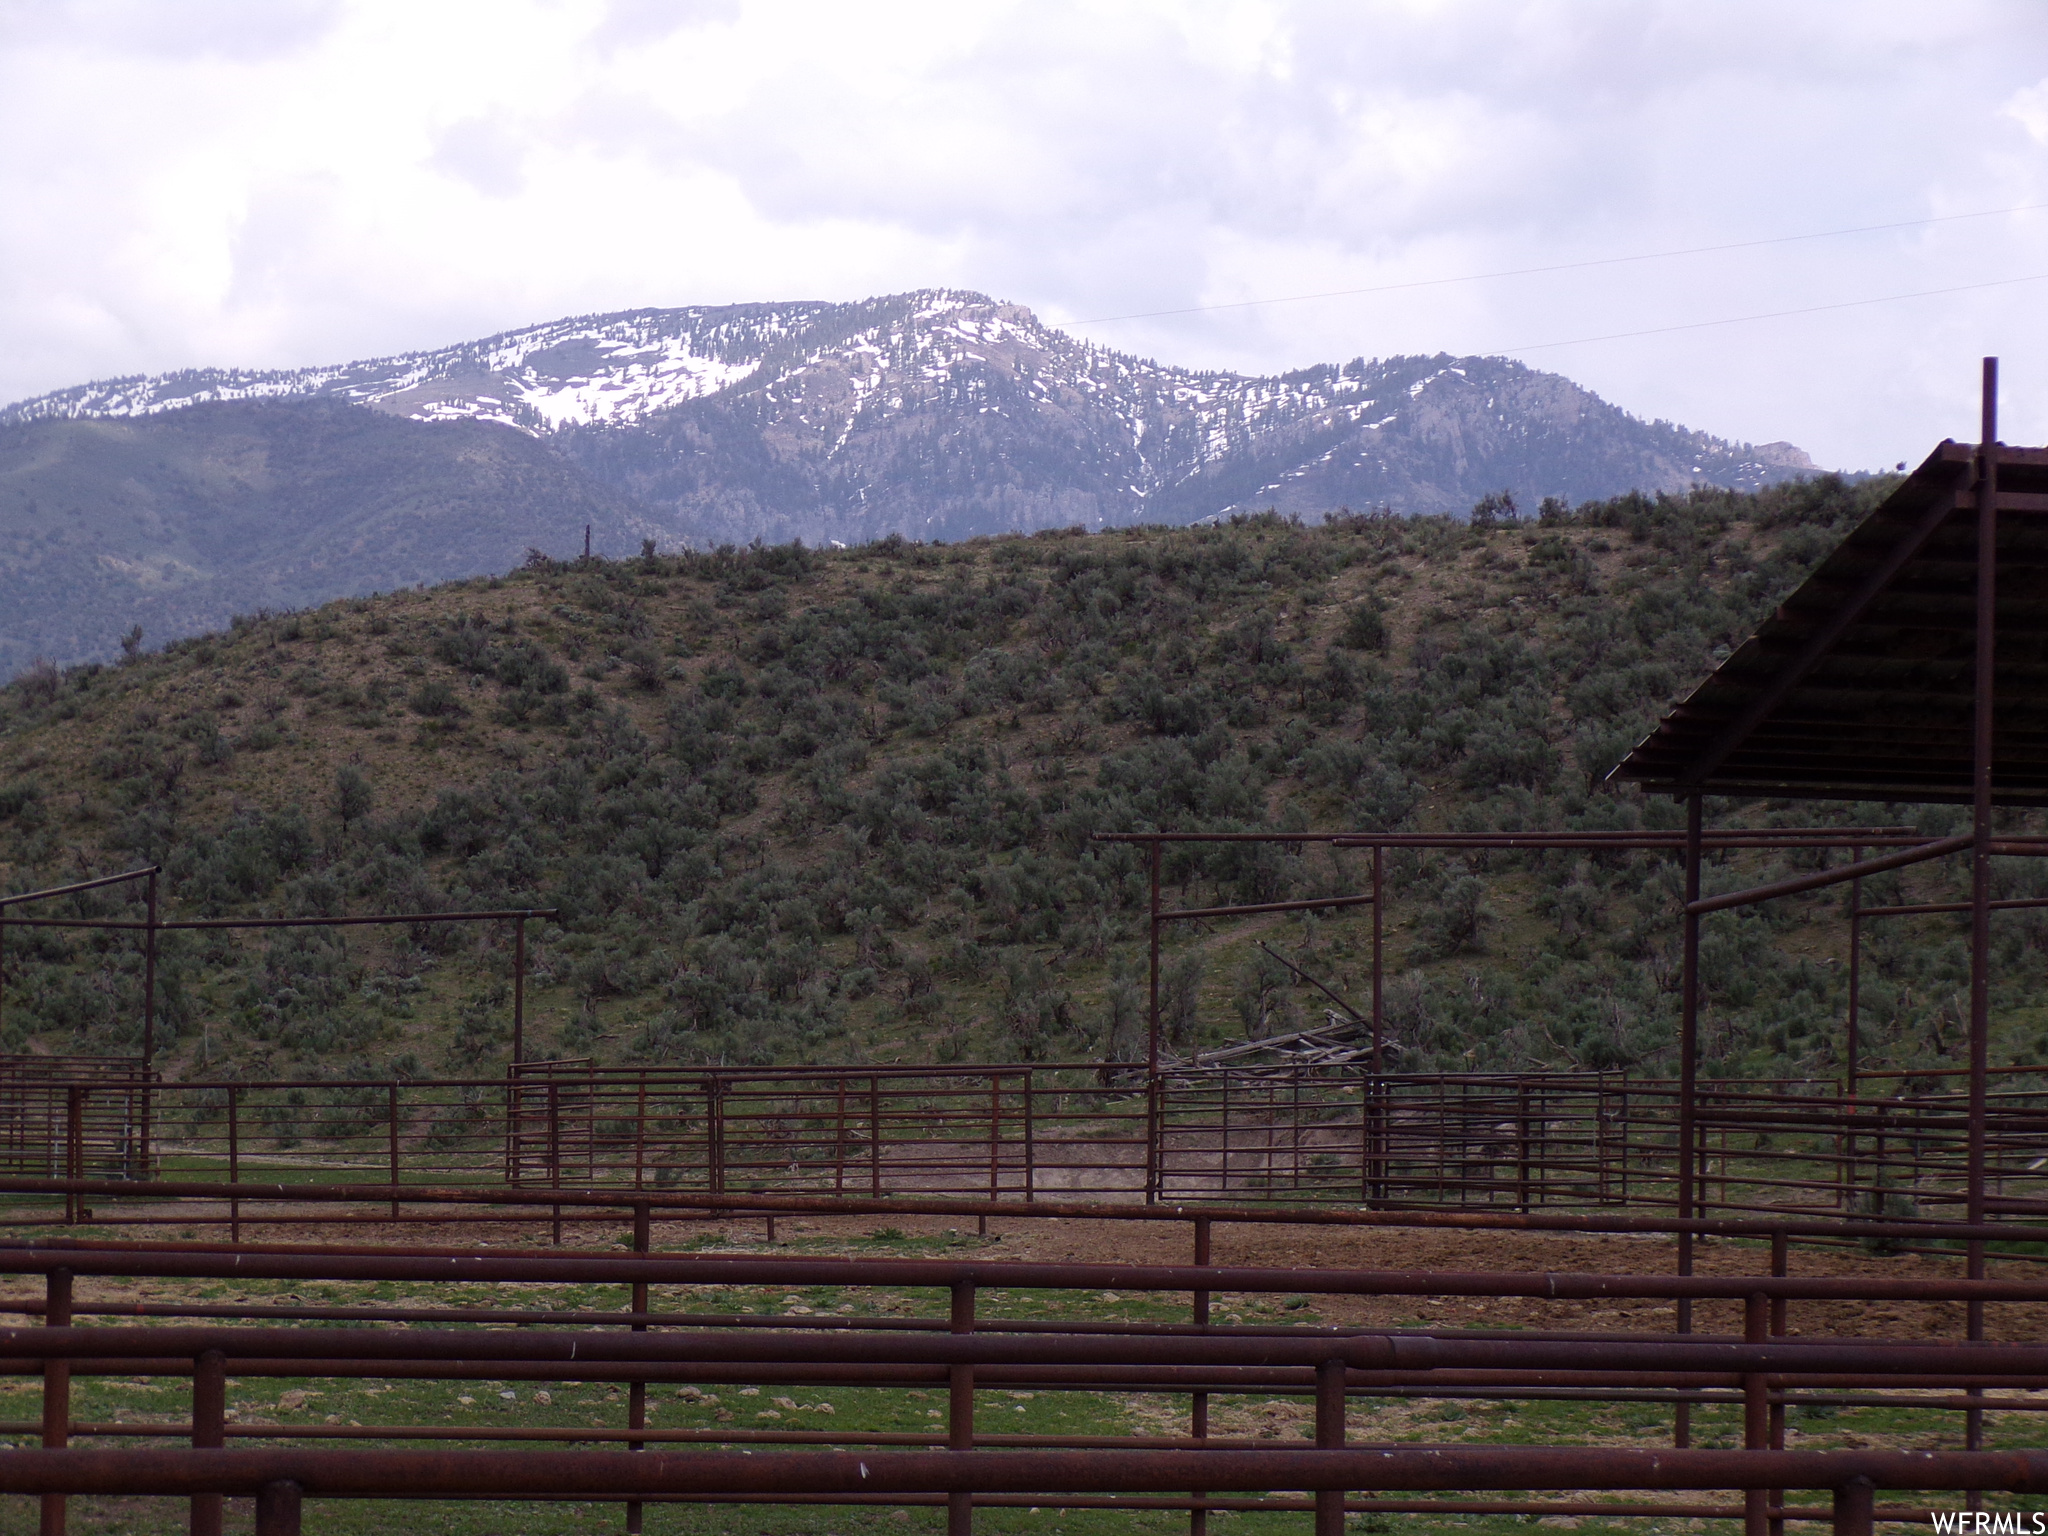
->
{"left": 2, "top": 476, "right": 2039, "bottom": 1087}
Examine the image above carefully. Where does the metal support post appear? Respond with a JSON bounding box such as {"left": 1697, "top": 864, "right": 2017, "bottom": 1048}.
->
{"left": 1516, "top": 1082, "right": 1532, "bottom": 1212}
{"left": 1146, "top": 1074, "right": 1163, "bottom": 1205}
{"left": 1832, "top": 1477, "right": 1875, "bottom": 1536}
{"left": 255, "top": 1480, "right": 301, "bottom": 1536}
{"left": 548, "top": 1079, "right": 563, "bottom": 1243}
{"left": 626, "top": 1201, "right": 650, "bottom": 1535}
{"left": 1146, "top": 840, "right": 1163, "bottom": 1204}
{"left": 1745, "top": 1293, "right": 1770, "bottom": 1536}
{"left": 1371, "top": 844, "right": 1384, "bottom": 1074}
{"left": 512, "top": 914, "right": 527, "bottom": 1066}
{"left": 1771, "top": 1223, "right": 1789, "bottom": 1536}
{"left": 949, "top": 1278, "right": 977, "bottom": 1536}
{"left": 388, "top": 1081, "right": 401, "bottom": 1220}
{"left": 1023, "top": 1072, "right": 1036, "bottom": 1202}
{"left": 1845, "top": 858, "right": 1862, "bottom": 1209}
{"left": 64, "top": 1088, "right": 82, "bottom": 1224}
{"left": 869, "top": 1075, "right": 882, "bottom": 1198}
{"left": 835, "top": 1077, "right": 848, "bottom": 1195}
{"left": 1191, "top": 1215, "right": 1212, "bottom": 1536}
{"left": 634, "top": 1078, "right": 648, "bottom": 1191}
{"left": 1315, "top": 1355, "right": 1347, "bottom": 1536}
{"left": 988, "top": 1075, "right": 1000, "bottom": 1203}
{"left": 141, "top": 869, "right": 157, "bottom": 1179}
{"left": 1966, "top": 357, "right": 1999, "bottom": 1494}
{"left": 191, "top": 1348, "right": 225, "bottom": 1536}
{"left": 1676, "top": 792, "right": 1703, "bottom": 1449}
{"left": 40, "top": 1267, "right": 70, "bottom": 1536}
{"left": 1147, "top": 839, "right": 1163, "bottom": 1074}
{"left": 226, "top": 1087, "right": 240, "bottom": 1244}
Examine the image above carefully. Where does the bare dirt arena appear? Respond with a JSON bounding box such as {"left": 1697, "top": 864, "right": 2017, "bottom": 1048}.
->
{"left": 179, "top": 1207, "right": 2046, "bottom": 1345}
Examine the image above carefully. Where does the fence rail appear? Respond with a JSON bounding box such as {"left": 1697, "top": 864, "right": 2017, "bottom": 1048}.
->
{"left": 0, "top": 1238, "right": 2044, "bottom": 1534}
{"left": 5, "top": 1061, "right": 2043, "bottom": 1238}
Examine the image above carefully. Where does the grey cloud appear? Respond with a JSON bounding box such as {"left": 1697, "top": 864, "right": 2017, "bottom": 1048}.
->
{"left": 588, "top": 0, "right": 740, "bottom": 53}
{"left": 3, "top": 0, "right": 342, "bottom": 61}
{"left": 4, "top": 0, "right": 2048, "bottom": 464}
{"left": 430, "top": 115, "right": 534, "bottom": 199}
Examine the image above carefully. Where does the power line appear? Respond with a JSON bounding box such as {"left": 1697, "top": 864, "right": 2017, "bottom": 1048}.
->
{"left": 1069, "top": 202, "right": 2048, "bottom": 326}
{"left": 1496, "top": 271, "right": 2048, "bottom": 356}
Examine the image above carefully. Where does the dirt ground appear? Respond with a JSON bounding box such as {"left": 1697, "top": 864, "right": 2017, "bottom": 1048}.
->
{"left": 101, "top": 1204, "right": 2045, "bottom": 1345}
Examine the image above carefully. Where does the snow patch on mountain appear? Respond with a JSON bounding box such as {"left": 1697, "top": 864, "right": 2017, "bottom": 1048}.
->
{"left": 1, "top": 304, "right": 828, "bottom": 434}
{"left": 2, "top": 288, "right": 1824, "bottom": 547}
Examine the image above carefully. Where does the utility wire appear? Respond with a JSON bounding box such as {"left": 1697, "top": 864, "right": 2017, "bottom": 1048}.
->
{"left": 1497, "top": 271, "right": 2048, "bottom": 355}
{"left": 1070, "top": 201, "right": 2048, "bottom": 325}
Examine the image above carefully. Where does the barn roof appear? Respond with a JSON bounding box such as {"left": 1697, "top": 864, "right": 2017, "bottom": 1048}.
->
{"left": 1607, "top": 439, "right": 2048, "bottom": 806}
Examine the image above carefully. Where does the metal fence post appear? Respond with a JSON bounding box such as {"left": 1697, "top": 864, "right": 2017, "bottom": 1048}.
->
{"left": 141, "top": 869, "right": 157, "bottom": 1178}
{"left": 1745, "top": 1292, "right": 1769, "bottom": 1536}
{"left": 1023, "top": 1071, "right": 1035, "bottom": 1203}
{"left": 254, "top": 1479, "right": 301, "bottom": 1536}
{"left": 1145, "top": 1073, "right": 1163, "bottom": 1205}
{"left": 1315, "top": 1355, "right": 1346, "bottom": 1536}
{"left": 503, "top": 1068, "right": 516, "bottom": 1187}
{"left": 63, "top": 1088, "right": 82, "bottom": 1225}
{"left": 988, "top": 1074, "right": 1001, "bottom": 1205}
{"left": 191, "top": 1347, "right": 225, "bottom": 1536}
{"left": 1191, "top": 1215, "right": 1212, "bottom": 1536}
{"left": 634, "top": 1078, "right": 648, "bottom": 1191}
{"left": 388, "top": 1081, "right": 401, "bottom": 1221}
{"left": 1371, "top": 843, "right": 1384, "bottom": 1072}
{"left": 227, "top": 1086, "right": 241, "bottom": 1244}
{"left": 548, "top": 1078, "right": 563, "bottom": 1242}
{"left": 1950, "top": 364, "right": 2001, "bottom": 1512}
{"left": 711, "top": 1077, "right": 728, "bottom": 1197}
{"left": 1676, "top": 791, "right": 1703, "bottom": 1450}
{"left": 835, "top": 1077, "right": 848, "bottom": 1196}
{"left": 40, "top": 1266, "right": 70, "bottom": 1536}
{"left": 1845, "top": 860, "right": 1863, "bottom": 1210}
{"left": 1771, "top": 1228, "right": 1790, "bottom": 1536}
{"left": 949, "top": 1277, "right": 977, "bottom": 1536}
{"left": 626, "top": 1201, "right": 650, "bottom": 1535}
{"left": 1517, "top": 1082, "right": 1532, "bottom": 1212}
{"left": 1831, "top": 1477, "right": 1875, "bottom": 1536}
{"left": 512, "top": 913, "right": 527, "bottom": 1067}
{"left": 1357, "top": 1069, "right": 1371, "bottom": 1206}
{"left": 869, "top": 1075, "right": 881, "bottom": 1198}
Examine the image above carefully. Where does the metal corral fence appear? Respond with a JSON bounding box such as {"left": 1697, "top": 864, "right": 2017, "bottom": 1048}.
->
{"left": 0, "top": 1057, "right": 151, "bottom": 1186}
{"left": 1, "top": 1239, "right": 2047, "bottom": 1534}
{"left": 3, "top": 1060, "right": 2043, "bottom": 1232}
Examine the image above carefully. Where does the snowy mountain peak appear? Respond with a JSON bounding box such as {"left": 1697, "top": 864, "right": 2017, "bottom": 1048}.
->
{"left": 1, "top": 290, "right": 1822, "bottom": 549}
{"left": 0, "top": 299, "right": 856, "bottom": 433}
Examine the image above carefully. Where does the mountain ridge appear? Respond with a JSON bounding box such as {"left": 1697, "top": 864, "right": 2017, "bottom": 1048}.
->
{"left": 4, "top": 290, "right": 1818, "bottom": 534}
{"left": 2, "top": 289, "right": 1825, "bottom": 671}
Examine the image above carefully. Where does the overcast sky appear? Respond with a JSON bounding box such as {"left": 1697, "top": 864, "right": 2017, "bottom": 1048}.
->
{"left": 3, "top": 0, "right": 2045, "bottom": 470}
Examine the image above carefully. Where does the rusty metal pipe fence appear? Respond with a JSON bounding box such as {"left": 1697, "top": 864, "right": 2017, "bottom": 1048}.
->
{"left": 5, "top": 818, "right": 2048, "bottom": 1247}
{"left": 2, "top": 1063, "right": 2042, "bottom": 1240}
{"left": 1, "top": 1239, "right": 2046, "bottom": 1534}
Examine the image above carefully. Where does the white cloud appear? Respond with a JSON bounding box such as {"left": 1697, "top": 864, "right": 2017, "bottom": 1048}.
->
{"left": 2006, "top": 79, "right": 2048, "bottom": 147}
{"left": 2, "top": 0, "right": 2046, "bottom": 466}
